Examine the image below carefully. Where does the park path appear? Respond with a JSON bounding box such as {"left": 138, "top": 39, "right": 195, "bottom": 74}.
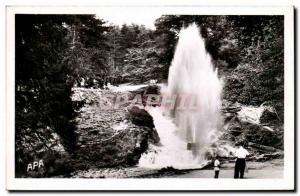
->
{"left": 164, "top": 159, "right": 283, "bottom": 179}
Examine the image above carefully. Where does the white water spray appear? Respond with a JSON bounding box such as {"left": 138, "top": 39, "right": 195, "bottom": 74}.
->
{"left": 139, "top": 24, "right": 223, "bottom": 168}
{"left": 168, "top": 24, "right": 223, "bottom": 151}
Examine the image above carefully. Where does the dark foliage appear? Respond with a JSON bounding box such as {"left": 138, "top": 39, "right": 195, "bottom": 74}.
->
{"left": 15, "top": 14, "right": 109, "bottom": 176}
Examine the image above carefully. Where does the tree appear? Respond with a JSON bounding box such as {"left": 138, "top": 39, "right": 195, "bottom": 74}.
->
{"left": 15, "top": 14, "right": 111, "bottom": 176}
{"left": 15, "top": 15, "right": 79, "bottom": 176}
{"left": 66, "top": 15, "right": 110, "bottom": 87}
{"left": 106, "top": 25, "right": 124, "bottom": 82}
{"left": 228, "top": 16, "right": 284, "bottom": 119}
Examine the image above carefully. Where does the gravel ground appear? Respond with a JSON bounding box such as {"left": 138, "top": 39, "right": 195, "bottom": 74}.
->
{"left": 164, "top": 159, "right": 283, "bottom": 179}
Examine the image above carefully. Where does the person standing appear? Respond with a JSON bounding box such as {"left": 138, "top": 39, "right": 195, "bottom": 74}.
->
{"left": 234, "top": 144, "right": 250, "bottom": 179}
{"left": 214, "top": 156, "right": 221, "bottom": 178}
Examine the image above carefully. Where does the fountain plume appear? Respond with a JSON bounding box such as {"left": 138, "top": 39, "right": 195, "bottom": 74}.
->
{"left": 139, "top": 24, "right": 223, "bottom": 168}
{"left": 167, "top": 24, "right": 223, "bottom": 157}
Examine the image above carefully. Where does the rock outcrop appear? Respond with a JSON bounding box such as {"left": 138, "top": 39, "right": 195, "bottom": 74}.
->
{"left": 128, "top": 84, "right": 161, "bottom": 107}
{"left": 73, "top": 87, "right": 159, "bottom": 168}
{"left": 221, "top": 100, "right": 284, "bottom": 158}
{"left": 127, "top": 106, "right": 160, "bottom": 144}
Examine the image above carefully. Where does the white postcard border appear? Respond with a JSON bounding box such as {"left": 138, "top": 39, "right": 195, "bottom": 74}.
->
{"left": 6, "top": 5, "right": 295, "bottom": 190}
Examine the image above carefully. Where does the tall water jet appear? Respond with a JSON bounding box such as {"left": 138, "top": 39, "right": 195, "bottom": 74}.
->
{"left": 167, "top": 24, "right": 223, "bottom": 158}
{"left": 138, "top": 24, "right": 223, "bottom": 168}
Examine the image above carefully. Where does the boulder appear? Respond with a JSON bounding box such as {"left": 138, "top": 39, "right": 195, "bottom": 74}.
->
{"left": 148, "top": 128, "right": 160, "bottom": 144}
{"left": 221, "top": 101, "right": 242, "bottom": 123}
{"left": 251, "top": 151, "right": 284, "bottom": 161}
{"left": 127, "top": 106, "right": 155, "bottom": 128}
{"left": 222, "top": 102, "right": 284, "bottom": 154}
{"left": 129, "top": 84, "right": 160, "bottom": 95}
{"left": 75, "top": 127, "right": 150, "bottom": 167}
{"left": 223, "top": 112, "right": 236, "bottom": 123}
{"left": 225, "top": 116, "right": 243, "bottom": 136}
{"left": 248, "top": 142, "right": 280, "bottom": 153}
{"left": 226, "top": 103, "right": 242, "bottom": 113}
{"left": 129, "top": 85, "right": 161, "bottom": 107}
{"left": 127, "top": 106, "right": 160, "bottom": 144}
{"left": 233, "top": 122, "right": 283, "bottom": 150}
{"left": 72, "top": 88, "right": 160, "bottom": 170}
{"left": 260, "top": 108, "right": 281, "bottom": 125}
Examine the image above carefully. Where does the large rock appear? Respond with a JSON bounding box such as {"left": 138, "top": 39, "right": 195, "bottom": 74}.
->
{"left": 221, "top": 101, "right": 283, "bottom": 157}
{"left": 236, "top": 122, "right": 283, "bottom": 150}
{"left": 129, "top": 85, "right": 161, "bottom": 107}
{"left": 127, "top": 106, "right": 160, "bottom": 144}
{"left": 75, "top": 126, "right": 149, "bottom": 167}
{"left": 221, "top": 101, "right": 242, "bottom": 123}
{"left": 72, "top": 88, "right": 160, "bottom": 170}
{"left": 127, "top": 106, "right": 155, "bottom": 128}
{"left": 248, "top": 142, "right": 281, "bottom": 153}
{"left": 225, "top": 116, "right": 243, "bottom": 136}
{"left": 260, "top": 108, "right": 281, "bottom": 125}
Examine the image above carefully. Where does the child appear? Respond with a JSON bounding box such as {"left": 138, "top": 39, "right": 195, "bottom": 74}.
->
{"left": 214, "top": 156, "right": 221, "bottom": 178}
